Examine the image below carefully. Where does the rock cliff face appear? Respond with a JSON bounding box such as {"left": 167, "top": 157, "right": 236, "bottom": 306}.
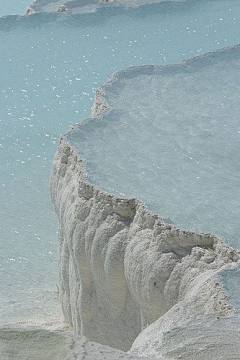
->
{"left": 50, "top": 136, "right": 240, "bottom": 352}
{"left": 50, "top": 46, "right": 240, "bottom": 355}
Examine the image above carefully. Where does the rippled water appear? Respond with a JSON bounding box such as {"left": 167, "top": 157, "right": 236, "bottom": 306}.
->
{"left": 0, "top": 0, "right": 239, "bottom": 325}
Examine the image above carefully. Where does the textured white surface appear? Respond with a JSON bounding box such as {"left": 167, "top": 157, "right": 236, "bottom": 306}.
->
{"left": 131, "top": 315, "right": 240, "bottom": 359}
{"left": 0, "top": 329, "right": 161, "bottom": 360}
{"left": 50, "top": 46, "right": 240, "bottom": 357}
{"left": 51, "top": 137, "right": 239, "bottom": 354}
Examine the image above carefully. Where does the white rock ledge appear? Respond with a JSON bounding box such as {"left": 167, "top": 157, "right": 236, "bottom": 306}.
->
{"left": 50, "top": 138, "right": 240, "bottom": 354}
{"left": 50, "top": 46, "right": 240, "bottom": 358}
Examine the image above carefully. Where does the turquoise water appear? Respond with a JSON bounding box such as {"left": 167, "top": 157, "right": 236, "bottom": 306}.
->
{"left": 0, "top": 1, "right": 30, "bottom": 17}
{"left": 0, "top": 0, "right": 239, "bottom": 325}
{"left": 219, "top": 267, "right": 240, "bottom": 312}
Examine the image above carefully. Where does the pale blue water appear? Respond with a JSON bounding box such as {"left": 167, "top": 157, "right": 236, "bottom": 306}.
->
{"left": 67, "top": 45, "right": 240, "bottom": 249}
{"left": 0, "top": 1, "right": 30, "bottom": 17}
{"left": 0, "top": 0, "right": 239, "bottom": 325}
{"left": 219, "top": 268, "right": 240, "bottom": 312}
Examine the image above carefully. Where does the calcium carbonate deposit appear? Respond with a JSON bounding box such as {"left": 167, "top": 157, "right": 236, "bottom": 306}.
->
{"left": 1, "top": 0, "right": 240, "bottom": 359}
{"left": 50, "top": 45, "right": 240, "bottom": 358}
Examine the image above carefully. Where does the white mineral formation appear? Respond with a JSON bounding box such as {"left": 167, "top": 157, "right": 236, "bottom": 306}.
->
{"left": 50, "top": 46, "right": 240, "bottom": 358}
{"left": 50, "top": 139, "right": 240, "bottom": 354}
{"left": 0, "top": 329, "right": 161, "bottom": 360}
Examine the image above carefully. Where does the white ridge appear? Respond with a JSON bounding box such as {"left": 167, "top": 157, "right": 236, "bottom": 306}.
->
{"left": 50, "top": 47, "right": 240, "bottom": 357}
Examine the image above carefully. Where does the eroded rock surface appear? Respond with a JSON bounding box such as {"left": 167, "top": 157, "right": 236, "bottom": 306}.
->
{"left": 50, "top": 45, "right": 240, "bottom": 358}
{"left": 50, "top": 138, "right": 240, "bottom": 353}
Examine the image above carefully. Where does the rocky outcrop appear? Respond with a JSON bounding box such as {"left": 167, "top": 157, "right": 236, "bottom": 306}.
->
{"left": 50, "top": 136, "right": 240, "bottom": 352}
{"left": 50, "top": 44, "right": 240, "bottom": 356}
